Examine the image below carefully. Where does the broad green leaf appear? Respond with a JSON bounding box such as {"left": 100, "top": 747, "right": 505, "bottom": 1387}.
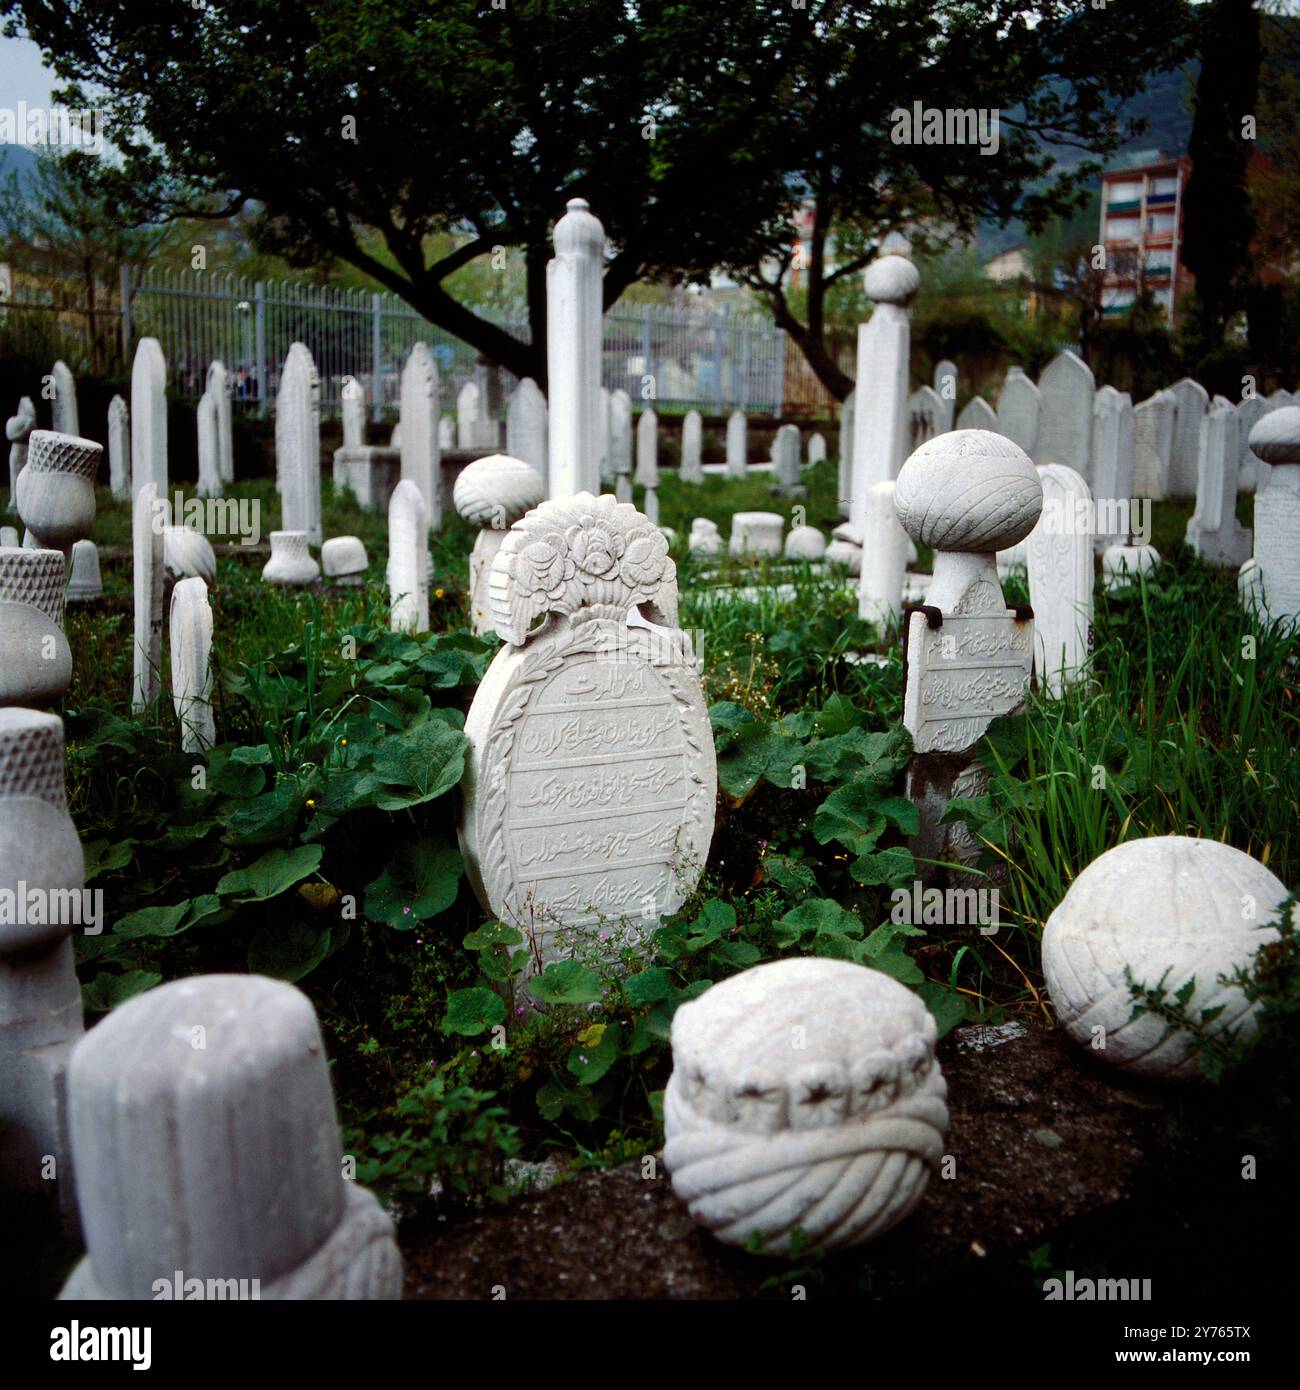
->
{"left": 370, "top": 720, "right": 468, "bottom": 808}
{"left": 527, "top": 960, "right": 603, "bottom": 1005}
{"left": 567, "top": 1022, "right": 620, "bottom": 1083}
{"left": 216, "top": 844, "right": 323, "bottom": 902}
{"left": 817, "top": 693, "right": 868, "bottom": 736}
{"left": 850, "top": 845, "right": 916, "bottom": 888}
{"left": 685, "top": 899, "right": 736, "bottom": 949}
{"left": 246, "top": 921, "right": 331, "bottom": 982}
{"left": 363, "top": 838, "right": 463, "bottom": 929}
{"left": 442, "top": 987, "right": 507, "bottom": 1035}
{"left": 812, "top": 781, "right": 885, "bottom": 853}
{"left": 763, "top": 853, "right": 818, "bottom": 895}
{"left": 114, "top": 902, "right": 191, "bottom": 939}
{"left": 914, "top": 982, "right": 968, "bottom": 1038}
{"left": 82, "top": 837, "right": 134, "bottom": 881}
{"left": 82, "top": 969, "right": 162, "bottom": 1013}
{"left": 225, "top": 780, "right": 303, "bottom": 845}
{"left": 623, "top": 967, "right": 674, "bottom": 1007}
{"left": 464, "top": 921, "right": 525, "bottom": 951}
{"left": 710, "top": 938, "right": 761, "bottom": 967}
{"left": 772, "top": 898, "right": 862, "bottom": 949}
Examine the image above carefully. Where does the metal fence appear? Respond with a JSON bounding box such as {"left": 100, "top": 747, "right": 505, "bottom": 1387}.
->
{"left": 120, "top": 268, "right": 806, "bottom": 420}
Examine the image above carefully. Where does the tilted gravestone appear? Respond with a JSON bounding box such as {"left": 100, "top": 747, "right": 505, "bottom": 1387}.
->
{"left": 59, "top": 974, "right": 403, "bottom": 1299}
{"left": 1186, "top": 402, "right": 1251, "bottom": 568}
{"left": 452, "top": 454, "right": 546, "bottom": 636}
{"left": 1026, "top": 463, "right": 1094, "bottom": 695}
{"left": 0, "top": 707, "right": 85, "bottom": 1222}
{"left": 460, "top": 493, "right": 715, "bottom": 966}
{"left": 1035, "top": 349, "right": 1094, "bottom": 483}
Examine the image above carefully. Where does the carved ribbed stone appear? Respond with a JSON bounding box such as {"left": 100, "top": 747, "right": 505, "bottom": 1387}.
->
{"left": 0, "top": 547, "right": 71, "bottom": 706}
{"left": 0, "top": 708, "right": 85, "bottom": 1203}
{"left": 164, "top": 526, "right": 218, "bottom": 587}
{"left": 862, "top": 254, "right": 920, "bottom": 305}
{"left": 1042, "top": 837, "right": 1289, "bottom": 1081}
{"left": 453, "top": 454, "right": 545, "bottom": 635}
{"left": 663, "top": 958, "right": 947, "bottom": 1255}
{"left": 59, "top": 974, "right": 403, "bottom": 1300}
{"left": 461, "top": 493, "right": 713, "bottom": 962}
{"left": 16, "top": 430, "right": 100, "bottom": 561}
{"left": 170, "top": 577, "right": 215, "bottom": 753}
{"left": 262, "top": 530, "right": 320, "bottom": 587}
{"left": 321, "top": 535, "right": 369, "bottom": 585}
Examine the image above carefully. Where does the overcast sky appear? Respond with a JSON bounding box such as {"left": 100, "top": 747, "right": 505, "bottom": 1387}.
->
{"left": 0, "top": 32, "right": 58, "bottom": 110}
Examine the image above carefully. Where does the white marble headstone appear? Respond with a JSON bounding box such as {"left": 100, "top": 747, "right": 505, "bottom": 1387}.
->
{"left": 1165, "top": 377, "right": 1209, "bottom": 500}
{"left": 680, "top": 410, "right": 704, "bottom": 483}
{"left": 506, "top": 377, "right": 548, "bottom": 483}
{"left": 1026, "top": 463, "right": 1094, "bottom": 695}
{"left": 725, "top": 409, "right": 747, "bottom": 481}
{"left": 399, "top": 343, "right": 440, "bottom": 532}
{"left": 1186, "top": 402, "right": 1251, "bottom": 567}
{"left": 130, "top": 338, "right": 167, "bottom": 501}
{"left": 1132, "top": 389, "right": 1177, "bottom": 500}
{"left": 996, "top": 367, "right": 1040, "bottom": 457}
{"left": 1090, "top": 386, "right": 1134, "bottom": 552}
{"left": 1035, "top": 349, "right": 1094, "bottom": 482}
{"left": 107, "top": 394, "right": 129, "bottom": 501}
{"left": 51, "top": 359, "right": 79, "bottom": 437}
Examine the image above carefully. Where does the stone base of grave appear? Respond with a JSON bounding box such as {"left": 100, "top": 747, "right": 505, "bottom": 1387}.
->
{"left": 905, "top": 754, "right": 993, "bottom": 882}
{"left": 333, "top": 446, "right": 400, "bottom": 513}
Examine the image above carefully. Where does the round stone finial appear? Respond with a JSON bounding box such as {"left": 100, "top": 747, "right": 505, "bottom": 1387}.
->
{"left": 863, "top": 254, "right": 920, "bottom": 306}
{"left": 663, "top": 958, "right": 947, "bottom": 1255}
{"left": 553, "top": 197, "right": 604, "bottom": 256}
{"left": 1247, "top": 405, "right": 1300, "bottom": 466}
{"left": 894, "top": 428, "right": 1042, "bottom": 552}
{"left": 452, "top": 453, "right": 545, "bottom": 529}
{"left": 1042, "top": 836, "right": 1289, "bottom": 1081}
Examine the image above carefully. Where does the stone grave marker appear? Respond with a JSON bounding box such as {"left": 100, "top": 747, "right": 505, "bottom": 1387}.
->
{"left": 838, "top": 389, "right": 855, "bottom": 514}
{"left": 1026, "top": 463, "right": 1094, "bottom": 694}
{"left": 955, "top": 395, "right": 997, "bottom": 432}
{"left": 726, "top": 408, "right": 747, "bottom": 480}
{"left": 106, "top": 394, "right": 129, "bottom": 500}
{"left": 453, "top": 453, "right": 546, "bottom": 635}
{"left": 1132, "top": 388, "right": 1177, "bottom": 500}
{"left": 806, "top": 431, "right": 827, "bottom": 465}
{"left": 609, "top": 389, "right": 633, "bottom": 503}
{"left": 636, "top": 408, "right": 659, "bottom": 524}
{"left": 400, "top": 343, "right": 440, "bottom": 532}
{"left": 131, "top": 482, "right": 162, "bottom": 715}
{"left": 196, "top": 390, "right": 221, "bottom": 498}
{"left": 388, "top": 479, "right": 429, "bottom": 633}
{"left": 547, "top": 199, "right": 604, "bottom": 496}
{"left": 460, "top": 493, "right": 714, "bottom": 964}
{"left": 908, "top": 385, "right": 946, "bottom": 453}
{"left": 729, "top": 511, "right": 784, "bottom": 557}
{"left": 858, "top": 479, "right": 908, "bottom": 625}
{"left": 67, "top": 539, "right": 103, "bottom": 604}
{"left": 996, "top": 367, "right": 1040, "bottom": 457}
{"left": 1165, "top": 377, "right": 1209, "bottom": 499}
{"left": 18, "top": 430, "right": 100, "bottom": 564}
{"left": 933, "top": 360, "right": 958, "bottom": 430}
{"left": 1235, "top": 394, "right": 1273, "bottom": 494}
{"left": 680, "top": 410, "right": 704, "bottom": 483}
{"left": 276, "top": 343, "right": 322, "bottom": 544}
{"left": 6, "top": 395, "right": 35, "bottom": 508}
{"left": 207, "top": 359, "right": 234, "bottom": 483}
{"left": 1035, "top": 349, "right": 1094, "bottom": 482}
{"left": 130, "top": 337, "right": 168, "bottom": 501}
{"left": 0, "top": 547, "right": 71, "bottom": 706}
{"left": 506, "top": 377, "right": 548, "bottom": 483}
{"left": 772, "top": 422, "right": 802, "bottom": 495}
{"left": 1244, "top": 406, "right": 1300, "bottom": 627}
{"left": 170, "top": 576, "right": 215, "bottom": 752}
{"left": 1186, "top": 402, "right": 1251, "bottom": 567}
{"left": 51, "top": 359, "right": 79, "bottom": 437}
{"left": 1090, "top": 386, "right": 1134, "bottom": 552}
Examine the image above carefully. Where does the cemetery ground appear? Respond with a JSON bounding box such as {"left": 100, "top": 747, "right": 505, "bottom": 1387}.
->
{"left": 20, "top": 458, "right": 1299, "bottom": 1301}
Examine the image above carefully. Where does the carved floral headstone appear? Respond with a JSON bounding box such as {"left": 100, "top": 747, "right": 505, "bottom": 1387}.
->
{"left": 460, "top": 493, "right": 715, "bottom": 965}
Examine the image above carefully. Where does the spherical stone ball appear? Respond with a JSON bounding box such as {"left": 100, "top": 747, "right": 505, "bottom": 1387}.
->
{"left": 1042, "top": 836, "right": 1289, "bottom": 1081}
{"left": 663, "top": 957, "right": 948, "bottom": 1255}
{"left": 783, "top": 524, "right": 827, "bottom": 561}
{"left": 863, "top": 255, "right": 920, "bottom": 306}
{"left": 894, "top": 429, "right": 1042, "bottom": 552}
{"left": 452, "top": 453, "right": 545, "bottom": 529}
{"left": 1247, "top": 405, "right": 1300, "bottom": 466}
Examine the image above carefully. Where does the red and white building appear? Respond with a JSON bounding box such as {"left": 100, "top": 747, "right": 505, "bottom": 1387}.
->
{"left": 1098, "top": 153, "right": 1193, "bottom": 326}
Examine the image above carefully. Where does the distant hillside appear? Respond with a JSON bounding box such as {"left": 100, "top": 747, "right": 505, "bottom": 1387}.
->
{"left": 0, "top": 144, "right": 41, "bottom": 182}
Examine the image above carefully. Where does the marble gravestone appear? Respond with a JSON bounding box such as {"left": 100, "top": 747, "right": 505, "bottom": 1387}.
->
{"left": 107, "top": 394, "right": 129, "bottom": 501}
{"left": 207, "top": 360, "right": 234, "bottom": 484}
{"left": 460, "top": 493, "right": 715, "bottom": 965}
{"left": 725, "top": 409, "right": 747, "bottom": 481}
{"left": 689, "top": 518, "right": 721, "bottom": 559}
{"left": 130, "top": 337, "right": 168, "bottom": 500}
{"left": 1243, "top": 406, "right": 1300, "bottom": 627}
{"left": 784, "top": 525, "right": 826, "bottom": 561}
{"left": 67, "top": 539, "right": 103, "bottom": 604}
{"left": 1165, "top": 377, "right": 1209, "bottom": 500}
{"left": 321, "top": 536, "right": 369, "bottom": 586}
{"left": 680, "top": 410, "right": 704, "bottom": 484}
{"left": 546, "top": 199, "right": 605, "bottom": 497}
{"left": 1026, "top": 463, "right": 1094, "bottom": 695}
{"left": 858, "top": 479, "right": 908, "bottom": 626}
{"left": 0, "top": 547, "right": 72, "bottom": 707}
{"left": 729, "top": 512, "right": 784, "bottom": 557}
{"left": 276, "top": 343, "right": 322, "bottom": 545}
{"left": 1090, "top": 386, "right": 1135, "bottom": 553}
{"left": 164, "top": 526, "right": 218, "bottom": 587}
{"left": 635, "top": 408, "right": 660, "bottom": 524}
{"left": 837, "top": 389, "right": 855, "bottom": 515}
{"left": 1186, "top": 402, "right": 1251, "bottom": 568}
{"left": 908, "top": 385, "right": 946, "bottom": 453}
{"left": 0, "top": 708, "right": 85, "bottom": 1220}
{"left": 17, "top": 430, "right": 100, "bottom": 564}
{"left": 132, "top": 483, "right": 164, "bottom": 713}
{"left": 1132, "top": 388, "right": 1177, "bottom": 501}
{"left": 772, "top": 423, "right": 802, "bottom": 496}
{"left": 6, "top": 395, "right": 35, "bottom": 508}
{"left": 598, "top": 387, "right": 612, "bottom": 485}
{"left": 51, "top": 360, "right": 79, "bottom": 437}
{"left": 806, "top": 431, "right": 827, "bottom": 466}
{"left": 333, "top": 376, "right": 400, "bottom": 515}
{"left": 261, "top": 530, "right": 319, "bottom": 587}
{"left": 388, "top": 479, "right": 429, "bottom": 633}
{"left": 170, "top": 576, "right": 216, "bottom": 753}
{"left": 1235, "top": 394, "right": 1273, "bottom": 494}
{"left": 933, "top": 360, "right": 958, "bottom": 431}
{"left": 506, "top": 377, "right": 548, "bottom": 484}
{"left": 997, "top": 367, "right": 1040, "bottom": 457}
{"left": 400, "top": 343, "right": 440, "bottom": 532}
{"left": 1035, "top": 349, "right": 1094, "bottom": 482}
{"left": 955, "top": 396, "right": 997, "bottom": 433}
{"left": 60, "top": 974, "right": 403, "bottom": 1300}
{"left": 609, "top": 390, "right": 633, "bottom": 504}
{"left": 196, "top": 391, "right": 221, "bottom": 498}
{"left": 452, "top": 453, "right": 546, "bottom": 635}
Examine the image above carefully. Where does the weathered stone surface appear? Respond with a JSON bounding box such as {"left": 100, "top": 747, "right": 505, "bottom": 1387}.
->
{"left": 806, "top": 431, "right": 827, "bottom": 465}
{"left": 506, "top": 377, "right": 548, "bottom": 483}
{"left": 547, "top": 199, "right": 605, "bottom": 496}
{"left": 461, "top": 494, "right": 713, "bottom": 962}
{"left": 59, "top": 974, "right": 403, "bottom": 1300}
{"left": 1035, "top": 349, "right": 1094, "bottom": 481}
{"left": 856, "top": 479, "right": 908, "bottom": 626}
{"left": 106, "top": 394, "right": 129, "bottom": 501}
{"left": 783, "top": 524, "right": 826, "bottom": 561}
{"left": 196, "top": 390, "right": 221, "bottom": 498}
{"left": 772, "top": 423, "right": 802, "bottom": 495}
{"left": 1090, "top": 386, "right": 1135, "bottom": 551}
{"left": 0, "top": 707, "right": 84, "bottom": 1211}
{"left": 16, "top": 430, "right": 100, "bottom": 564}
{"left": 837, "top": 390, "right": 854, "bottom": 514}
{"left": 453, "top": 454, "right": 546, "bottom": 635}
{"left": 0, "top": 547, "right": 71, "bottom": 706}
{"left": 6, "top": 396, "right": 35, "bottom": 509}
{"left": 1165, "top": 377, "right": 1209, "bottom": 500}
{"left": 725, "top": 409, "right": 747, "bottom": 481}
{"left": 276, "top": 343, "right": 322, "bottom": 545}
{"left": 207, "top": 360, "right": 234, "bottom": 484}
{"left": 334, "top": 446, "right": 400, "bottom": 513}
{"left": 164, "top": 527, "right": 218, "bottom": 587}
{"left": 401, "top": 344, "right": 441, "bottom": 531}
{"left": 908, "top": 385, "right": 946, "bottom": 453}
{"left": 1026, "top": 464, "right": 1094, "bottom": 695}
{"left": 261, "top": 530, "right": 319, "bottom": 587}
{"left": 728, "top": 511, "right": 784, "bottom": 557}
{"left": 1186, "top": 403, "right": 1251, "bottom": 567}
{"left": 170, "top": 576, "right": 215, "bottom": 752}
{"left": 1246, "top": 406, "right": 1300, "bottom": 626}
{"left": 1102, "top": 542, "right": 1161, "bottom": 592}
{"left": 388, "top": 479, "right": 429, "bottom": 633}
{"left": 132, "top": 484, "right": 164, "bottom": 712}
{"left": 66, "top": 539, "right": 102, "bottom": 604}
{"left": 996, "top": 367, "right": 1040, "bottom": 456}
{"left": 1235, "top": 394, "right": 1273, "bottom": 493}
{"left": 689, "top": 518, "right": 721, "bottom": 559}
{"left": 130, "top": 337, "right": 168, "bottom": 501}
{"left": 51, "top": 360, "right": 79, "bottom": 437}
{"left": 955, "top": 396, "right": 997, "bottom": 432}
{"left": 933, "top": 360, "right": 958, "bottom": 431}
{"left": 1132, "top": 389, "right": 1177, "bottom": 500}
{"left": 609, "top": 390, "right": 633, "bottom": 503}
{"left": 680, "top": 410, "right": 704, "bottom": 483}
{"left": 1042, "top": 836, "right": 1288, "bottom": 1081}
{"left": 896, "top": 430, "right": 1041, "bottom": 753}
{"left": 663, "top": 957, "right": 947, "bottom": 1255}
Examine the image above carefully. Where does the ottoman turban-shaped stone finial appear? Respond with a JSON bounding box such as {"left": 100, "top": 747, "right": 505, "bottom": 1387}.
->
{"left": 863, "top": 253, "right": 921, "bottom": 306}
{"left": 0, "top": 546, "right": 72, "bottom": 707}
{"left": 16, "top": 429, "right": 100, "bottom": 561}
{"left": 453, "top": 454, "right": 546, "bottom": 636}
{"left": 663, "top": 958, "right": 948, "bottom": 1255}
{"left": 1042, "top": 836, "right": 1289, "bottom": 1081}
{"left": 60, "top": 974, "right": 403, "bottom": 1299}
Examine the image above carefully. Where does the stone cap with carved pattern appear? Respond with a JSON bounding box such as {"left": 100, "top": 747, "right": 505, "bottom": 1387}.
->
{"left": 0, "top": 706, "right": 67, "bottom": 808}
{"left": 0, "top": 545, "right": 67, "bottom": 625}
{"left": 26, "top": 429, "right": 102, "bottom": 480}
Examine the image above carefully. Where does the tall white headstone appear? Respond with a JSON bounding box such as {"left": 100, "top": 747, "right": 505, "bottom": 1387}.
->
{"left": 806, "top": 431, "right": 827, "bottom": 465}
{"left": 206, "top": 360, "right": 234, "bottom": 483}
{"left": 388, "top": 478, "right": 429, "bottom": 633}
{"left": 1245, "top": 407, "right": 1300, "bottom": 627}
{"left": 933, "top": 360, "right": 958, "bottom": 431}
{"left": 773, "top": 422, "right": 802, "bottom": 495}
{"left": 506, "top": 376, "right": 548, "bottom": 482}
{"left": 610, "top": 389, "right": 633, "bottom": 503}
{"left": 400, "top": 343, "right": 440, "bottom": 532}
{"left": 107, "top": 395, "right": 129, "bottom": 501}
{"left": 1090, "top": 386, "right": 1135, "bottom": 552}
{"left": 850, "top": 256, "right": 919, "bottom": 529}
{"left": 196, "top": 391, "right": 221, "bottom": 498}
{"left": 1035, "top": 349, "right": 1094, "bottom": 482}
{"left": 5, "top": 395, "right": 35, "bottom": 510}
{"left": 170, "top": 576, "right": 215, "bottom": 752}
{"left": 132, "top": 482, "right": 164, "bottom": 713}
{"left": 51, "top": 360, "right": 79, "bottom": 437}
{"left": 341, "top": 374, "right": 365, "bottom": 451}
{"left": 838, "top": 389, "right": 855, "bottom": 514}
{"left": 546, "top": 198, "right": 605, "bottom": 497}
{"left": 1026, "top": 464, "right": 1094, "bottom": 695}
{"left": 997, "top": 367, "right": 1040, "bottom": 457}
{"left": 725, "top": 409, "right": 747, "bottom": 481}
{"left": 456, "top": 381, "right": 481, "bottom": 450}
{"left": 276, "top": 343, "right": 322, "bottom": 545}
{"left": 956, "top": 396, "right": 997, "bottom": 432}
{"left": 130, "top": 337, "right": 167, "bottom": 501}
{"left": 1132, "top": 389, "right": 1177, "bottom": 500}
{"left": 858, "top": 479, "right": 909, "bottom": 625}
{"left": 1166, "top": 377, "right": 1209, "bottom": 500}
{"left": 636, "top": 407, "right": 659, "bottom": 525}
{"left": 1187, "top": 402, "right": 1251, "bottom": 567}
{"left": 680, "top": 410, "right": 704, "bottom": 483}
